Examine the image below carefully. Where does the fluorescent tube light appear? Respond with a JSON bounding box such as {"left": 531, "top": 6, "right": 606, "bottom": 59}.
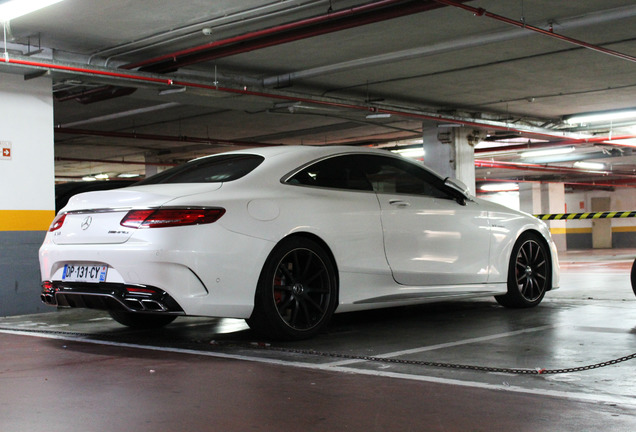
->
{"left": 392, "top": 148, "right": 425, "bottom": 158}
{"left": 158, "top": 87, "right": 186, "bottom": 95}
{"left": 566, "top": 109, "right": 636, "bottom": 125}
{"left": 520, "top": 146, "right": 574, "bottom": 158}
{"left": 366, "top": 113, "right": 392, "bottom": 119}
{"left": 573, "top": 161, "right": 604, "bottom": 170}
{"left": 479, "top": 183, "right": 519, "bottom": 192}
{"left": 0, "top": 0, "right": 65, "bottom": 21}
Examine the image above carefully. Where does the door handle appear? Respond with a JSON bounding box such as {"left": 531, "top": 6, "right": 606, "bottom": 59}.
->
{"left": 389, "top": 199, "right": 410, "bottom": 208}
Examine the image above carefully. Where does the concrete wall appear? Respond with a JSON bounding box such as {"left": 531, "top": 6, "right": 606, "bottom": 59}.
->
{"left": 479, "top": 187, "right": 636, "bottom": 250}
{"left": 0, "top": 72, "right": 55, "bottom": 316}
{"left": 564, "top": 188, "right": 636, "bottom": 250}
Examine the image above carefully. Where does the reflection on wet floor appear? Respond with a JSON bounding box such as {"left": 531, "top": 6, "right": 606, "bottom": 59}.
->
{"left": 1, "top": 249, "right": 635, "bottom": 407}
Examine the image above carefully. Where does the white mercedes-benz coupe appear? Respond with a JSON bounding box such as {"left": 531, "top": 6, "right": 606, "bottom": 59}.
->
{"left": 40, "top": 145, "right": 559, "bottom": 340}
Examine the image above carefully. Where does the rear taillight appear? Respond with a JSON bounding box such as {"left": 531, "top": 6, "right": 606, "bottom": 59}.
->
{"left": 48, "top": 213, "right": 67, "bottom": 232}
{"left": 120, "top": 208, "right": 225, "bottom": 229}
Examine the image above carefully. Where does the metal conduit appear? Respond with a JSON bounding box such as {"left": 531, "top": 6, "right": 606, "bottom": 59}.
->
{"left": 55, "top": 127, "right": 279, "bottom": 148}
{"left": 474, "top": 159, "right": 636, "bottom": 178}
{"left": 2, "top": 55, "right": 628, "bottom": 155}
{"left": 123, "top": 0, "right": 470, "bottom": 73}
{"left": 433, "top": 0, "right": 636, "bottom": 63}
{"left": 263, "top": 4, "right": 636, "bottom": 86}
{"left": 91, "top": 0, "right": 324, "bottom": 66}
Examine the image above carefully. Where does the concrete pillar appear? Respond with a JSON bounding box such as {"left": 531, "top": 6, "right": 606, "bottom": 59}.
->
{"left": 0, "top": 72, "right": 55, "bottom": 316}
{"left": 541, "top": 183, "right": 567, "bottom": 252}
{"left": 591, "top": 197, "right": 612, "bottom": 249}
{"left": 519, "top": 183, "right": 542, "bottom": 215}
{"left": 424, "top": 126, "right": 480, "bottom": 195}
{"left": 145, "top": 152, "right": 159, "bottom": 178}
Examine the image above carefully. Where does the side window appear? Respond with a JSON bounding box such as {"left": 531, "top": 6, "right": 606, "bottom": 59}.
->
{"left": 287, "top": 155, "right": 373, "bottom": 191}
{"left": 359, "top": 155, "right": 452, "bottom": 199}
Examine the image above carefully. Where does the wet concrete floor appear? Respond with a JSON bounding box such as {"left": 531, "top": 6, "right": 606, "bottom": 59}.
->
{"left": 1, "top": 249, "right": 635, "bottom": 431}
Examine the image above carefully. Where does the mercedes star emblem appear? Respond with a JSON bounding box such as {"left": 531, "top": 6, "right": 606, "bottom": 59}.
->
{"left": 81, "top": 216, "right": 93, "bottom": 230}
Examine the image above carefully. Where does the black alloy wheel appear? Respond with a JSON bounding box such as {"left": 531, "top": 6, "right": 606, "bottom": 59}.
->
{"left": 496, "top": 232, "right": 550, "bottom": 308}
{"left": 631, "top": 258, "right": 636, "bottom": 296}
{"left": 247, "top": 237, "right": 337, "bottom": 340}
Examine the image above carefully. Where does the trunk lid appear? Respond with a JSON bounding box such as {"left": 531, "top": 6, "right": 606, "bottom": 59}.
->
{"left": 53, "top": 184, "right": 221, "bottom": 245}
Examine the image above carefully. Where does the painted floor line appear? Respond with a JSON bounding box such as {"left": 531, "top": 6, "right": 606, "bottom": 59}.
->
{"left": 326, "top": 323, "right": 567, "bottom": 367}
{"left": 2, "top": 328, "right": 635, "bottom": 408}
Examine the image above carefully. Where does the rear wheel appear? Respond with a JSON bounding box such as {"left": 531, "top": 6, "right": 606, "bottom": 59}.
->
{"left": 496, "top": 232, "right": 550, "bottom": 308}
{"left": 247, "top": 237, "right": 337, "bottom": 341}
{"left": 108, "top": 311, "right": 177, "bottom": 329}
{"left": 631, "top": 258, "right": 636, "bottom": 296}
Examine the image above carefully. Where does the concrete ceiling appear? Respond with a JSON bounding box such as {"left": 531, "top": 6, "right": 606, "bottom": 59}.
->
{"left": 1, "top": 0, "right": 635, "bottom": 190}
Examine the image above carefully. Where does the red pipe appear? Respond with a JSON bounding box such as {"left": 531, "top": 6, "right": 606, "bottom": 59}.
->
{"left": 475, "top": 134, "right": 636, "bottom": 154}
{"left": 124, "top": 0, "right": 469, "bottom": 72}
{"left": 55, "top": 157, "right": 177, "bottom": 167}
{"left": 3, "top": 56, "right": 628, "bottom": 147}
{"left": 476, "top": 177, "right": 636, "bottom": 188}
{"left": 55, "top": 127, "right": 280, "bottom": 147}
{"left": 475, "top": 159, "right": 636, "bottom": 178}
{"left": 433, "top": 0, "right": 636, "bottom": 63}
{"left": 475, "top": 159, "right": 604, "bottom": 174}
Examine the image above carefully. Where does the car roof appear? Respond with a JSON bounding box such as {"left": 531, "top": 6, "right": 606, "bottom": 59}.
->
{"left": 190, "top": 145, "right": 392, "bottom": 161}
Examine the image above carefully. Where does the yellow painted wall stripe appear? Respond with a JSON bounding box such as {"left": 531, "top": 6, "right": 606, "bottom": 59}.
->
{"left": 550, "top": 226, "right": 636, "bottom": 235}
{"left": 550, "top": 228, "right": 568, "bottom": 235}
{"left": 0, "top": 210, "right": 55, "bottom": 231}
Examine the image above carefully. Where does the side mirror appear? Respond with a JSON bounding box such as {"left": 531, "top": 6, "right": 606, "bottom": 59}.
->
{"left": 444, "top": 177, "right": 471, "bottom": 205}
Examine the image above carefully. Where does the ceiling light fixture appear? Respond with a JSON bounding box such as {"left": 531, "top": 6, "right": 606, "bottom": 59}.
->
{"left": 565, "top": 109, "right": 636, "bottom": 125}
{"left": 158, "top": 87, "right": 186, "bottom": 95}
{"left": 573, "top": 161, "right": 605, "bottom": 170}
{"left": 479, "top": 183, "right": 519, "bottom": 192}
{"left": 392, "top": 148, "right": 425, "bottom": 158}
{"left": 520, "top": 146, "right": 575, "bottom": 158}
{"left": 0, "top": 0, "right": 65, "bottom": 22}
{"left": 366, "top": 113, "right": 391, "bottom": 119}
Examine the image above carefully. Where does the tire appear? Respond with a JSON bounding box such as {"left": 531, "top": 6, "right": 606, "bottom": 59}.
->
{"left": 247, "top": 237, "right": 338, "bottom": 341}
{"left": 108, "top": 310, "right": 177, "bottom": 329}
{"left": 631, "top": 258, "right": 636, "bottom": 297}
{"left": 495, "top": 232, "right": 551, "bottom": 308}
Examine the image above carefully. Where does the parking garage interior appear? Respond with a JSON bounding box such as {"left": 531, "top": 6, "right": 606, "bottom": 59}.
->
{"left": 1, "top": 1, "right": 635, "bottom": 431}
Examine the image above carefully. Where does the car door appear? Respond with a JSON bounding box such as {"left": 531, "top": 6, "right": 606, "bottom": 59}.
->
{"left": 359, "top": 155, "right": 491, "bottom": 286}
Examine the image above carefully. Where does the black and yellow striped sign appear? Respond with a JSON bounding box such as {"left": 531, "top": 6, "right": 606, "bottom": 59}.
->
{"left": 534, "top": 211, "right": 636, "bottom": 221}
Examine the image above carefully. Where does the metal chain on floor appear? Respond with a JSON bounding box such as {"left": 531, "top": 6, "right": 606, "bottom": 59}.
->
{"left": 250, "top": 344, "right": 636, "bottom": 375}
{"left": 2, "top": 326, "right": 634, "bottom": 375}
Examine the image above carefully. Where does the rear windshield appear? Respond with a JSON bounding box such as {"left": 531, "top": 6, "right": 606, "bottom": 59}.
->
{"left": 137, "top": 154, "right": 264, "bottom": 185}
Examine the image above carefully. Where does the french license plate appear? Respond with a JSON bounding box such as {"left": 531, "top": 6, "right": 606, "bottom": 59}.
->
{"left": 62, "top": 264, "right": 108, "bottom": 283}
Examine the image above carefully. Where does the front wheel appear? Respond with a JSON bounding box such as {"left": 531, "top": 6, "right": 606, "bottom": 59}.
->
{"left": 631, "top": 258, "right": 636, "bottom": 297}
{"left": 247, "top": 237, "right": 338, "bottom": 341}
{"left": 496, "top": 232, "right": 551, "bottom": 308}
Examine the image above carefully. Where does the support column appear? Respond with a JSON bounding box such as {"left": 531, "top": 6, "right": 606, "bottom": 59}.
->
{"left": 591, "top": 197, "right": 612, "bottom": 248}
{"left": 145, "top": 152, "right": 160, "bottom": 178}
{"left": 519, "top": 183, "right": 542, "bottom": 215}
{"left": 541, "top": 183, "right": 567, "bottom": 252}
{"left": 0, "top": 72, "right": 55, "bottom": 316}
{"left": 425, "top": 126, "right": 480, "bottom": 195}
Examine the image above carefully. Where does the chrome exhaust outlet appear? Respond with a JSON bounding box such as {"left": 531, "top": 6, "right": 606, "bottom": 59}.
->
{"left": 141, "top": 299, "right": 168, "bottom": 311}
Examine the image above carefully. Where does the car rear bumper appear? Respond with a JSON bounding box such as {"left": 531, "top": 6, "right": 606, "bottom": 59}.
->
{"left": 41, "top": 280, "right": 185, "bottom": 315}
